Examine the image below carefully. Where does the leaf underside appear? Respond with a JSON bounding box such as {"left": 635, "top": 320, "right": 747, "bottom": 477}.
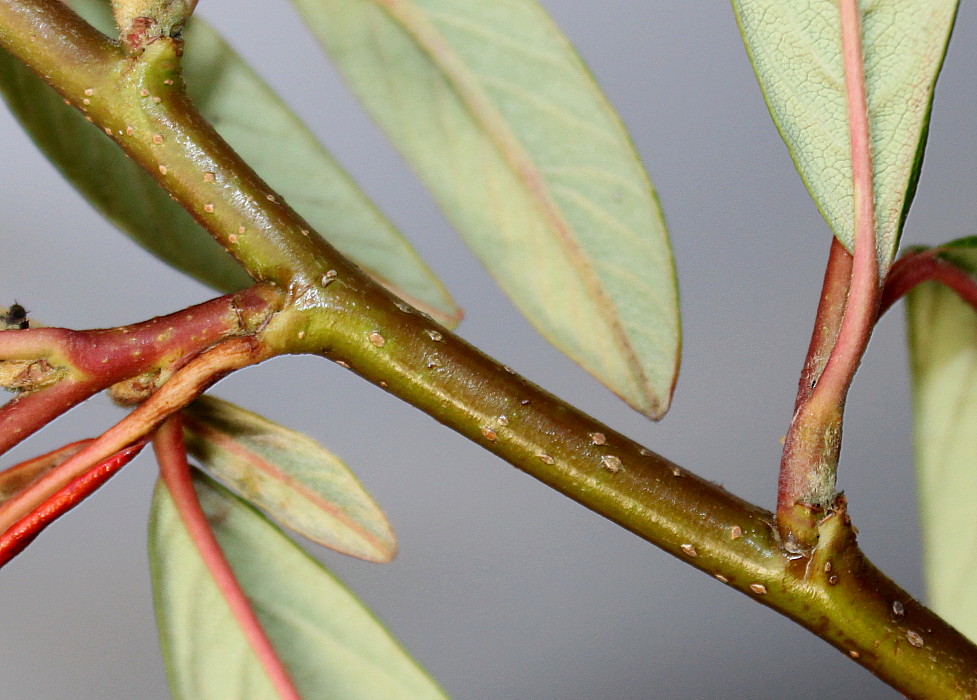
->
{"left": 150, "top": 472, "right": 449, "bottom": 700}
{"left": 291, "top": 0, "right": 681, "bottom": 419}
{"left": 0, "top": 0, "right": 460, "bottom": 325}
{"left": 183, "top": 396, "right": 396, "bottom": 563}
{"left": 733, "top": 0, "right": 958, "bottom": 271}
{"left": 906, "top": 240, "right": 977, "bottom": 644}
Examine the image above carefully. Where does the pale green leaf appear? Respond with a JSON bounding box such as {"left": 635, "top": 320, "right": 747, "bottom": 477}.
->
{"left": 0, "top": 1, "right": 460, "bottom": 325}
{"left": 733, "top": 0, "right": 958, "bottom": 270}
{"left": 150, "top": 472, "right": 449, "bottom": 700}
{"left": 907, "top": 239, "right": 977, "bottom": 643}
{"left": 291, "top": 0, "right": 680, "bottom": 418}
{"left": 183, "top": 396, "right": 396, "bottom": 563}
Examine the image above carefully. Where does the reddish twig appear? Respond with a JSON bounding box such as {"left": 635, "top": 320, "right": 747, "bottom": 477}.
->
{"left": 0, "top": 380, "right": 99, "bottom": 457}
{"left": 0, "top": 439, "right": 147, "bottom": 568}
{"left": 0, "top": 287, "right": 280, "bottom": 458}
{"left": 793, "top": 238, "right": 854, "bottom": 410}
{"left": 154, "top": 417, "right": 301, "bottom": 700}
{"left": 879, "top": 248, "right": 977, "bottom": 316}
{"left": 0, "top": 336, "right": 268, "bottom": 535}
{"left": 777, "top": 0, "right": 883, "bottom": 544}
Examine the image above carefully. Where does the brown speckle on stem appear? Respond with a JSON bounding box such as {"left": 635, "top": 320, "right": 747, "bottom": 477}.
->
{"left": 601, "top": 455, "right": 622, "bottom": 473}
{"left": 368, "top": 332, "right": 385, "bottom": 348}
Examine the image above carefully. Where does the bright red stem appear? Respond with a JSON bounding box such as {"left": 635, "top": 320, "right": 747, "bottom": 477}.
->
{"left": 0, "top": 439, "right": 147, "bottom": 568}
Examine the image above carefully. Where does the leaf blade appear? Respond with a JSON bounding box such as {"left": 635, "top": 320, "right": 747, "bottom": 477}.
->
{"left": 150, "top": 472, "right": 449, "bottom": 700}
{"left": 906, "top": 241, "right": 977, "bottom": 643}
{"left": 183, "top": 396, "right": 396, "bottom": 563}
{"left": 733, "top": 0, "right": 958, "bottom": 270}
{"left": 291, "top": 0, "right": 680, "bottom": 418}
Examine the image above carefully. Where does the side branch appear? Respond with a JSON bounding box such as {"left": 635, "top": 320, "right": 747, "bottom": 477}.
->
{"left": 776, "top": 1, "right": 882, "bottom": 545}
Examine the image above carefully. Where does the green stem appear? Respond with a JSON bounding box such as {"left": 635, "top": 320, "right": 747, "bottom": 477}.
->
{"left": 1, "top": 1, "right": 975, "bottom": 695}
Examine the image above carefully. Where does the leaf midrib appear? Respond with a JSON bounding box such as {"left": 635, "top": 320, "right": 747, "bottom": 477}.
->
{"left": 373, "top": 0, "right": 656, "bottom": 411}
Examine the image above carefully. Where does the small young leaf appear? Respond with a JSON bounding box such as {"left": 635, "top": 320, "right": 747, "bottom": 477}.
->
{"left": 150, "top": 473, "right": 448, "bottom": 700}
{"left": 733, "top": 0, "right": 958, "bottom": 271}
{"left": 183, "top": 395, "right": 396, "bottom": 563}
{"left": 291, "top": 0, "right": 680, "bottom": 419}
{"left": 907, "top": 240, "right": 977, "bottom": 642}
{"left": 0, "top": 0, "right": 460, "bottom": 325}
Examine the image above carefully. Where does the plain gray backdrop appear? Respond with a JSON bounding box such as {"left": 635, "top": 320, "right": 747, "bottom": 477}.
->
{"left": 2, "top": 2, "right": 976, "bottom": 698}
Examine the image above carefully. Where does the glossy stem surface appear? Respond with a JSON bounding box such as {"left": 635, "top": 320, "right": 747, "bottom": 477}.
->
{"left": 1, "top": 1, "right": 976, "bottom": 695}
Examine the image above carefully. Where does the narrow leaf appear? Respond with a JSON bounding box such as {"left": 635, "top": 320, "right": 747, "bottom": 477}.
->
{"left": 291, "top": 0, "right": 680, "bottom": 419}
{"left": 907, "top": 239, "right": 977, "bottom": 643}
{"left": 183, "top": 396, "right": 396, "bottom": 563}
{"left": 0, "top": 1, "right": 460, "bottom": 325}
{"left": 150, "top": 473, "right": 448, "bottom": 700}
{"left": 733, "top": 0, "right": 957, "bottom": 270}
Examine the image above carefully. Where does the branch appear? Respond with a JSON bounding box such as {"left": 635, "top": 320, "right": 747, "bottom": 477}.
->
{"left": 776, "top": 0, "right": 882, "bottom": 545}
{"left": 0, "top": 286, "right": 280, "bottom": 457}
{"left": 0, "top": 336, "right": 268, "bottom": 534}
{"left": 1, "top": 1, "right": 975, "bottom": 695}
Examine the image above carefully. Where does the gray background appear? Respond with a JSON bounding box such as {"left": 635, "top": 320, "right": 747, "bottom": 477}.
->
{"left": 1, "top": 2, "right": 975, "bottom": 698}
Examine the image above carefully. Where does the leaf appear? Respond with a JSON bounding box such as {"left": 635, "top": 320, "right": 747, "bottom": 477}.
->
{"left": 290, "top": 0, "right": 680, "bottom": 419}
{"left": 0, "top": 1, "right": 460, "bottom": 325}
{"left": 150, "top": 472, "right": 449, "bottom": 700}
{"left": 733, "top": 0, "right": 958, "bottom": 271}
{"left": 182, "top": 395, "right": 396, "bottom": 563}
{"left": 906, "top": 239, "right": 977, "bottom": 643}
